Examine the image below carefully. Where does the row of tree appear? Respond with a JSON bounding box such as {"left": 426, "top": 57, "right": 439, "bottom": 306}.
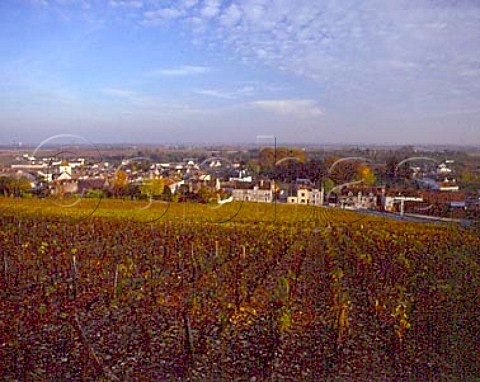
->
{"left": 250, "top": 148, "right": 417, "bottom": 188}
{"left": 111, "top": 174, "right": 220, "bottom": 203}
{"left": 0, "top": 176, "right": 32, "bottom": 197}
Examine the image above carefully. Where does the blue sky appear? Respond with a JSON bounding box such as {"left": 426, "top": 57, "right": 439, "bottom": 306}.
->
{"left": 0, "top": 0, "right": 479, "bottom": 145}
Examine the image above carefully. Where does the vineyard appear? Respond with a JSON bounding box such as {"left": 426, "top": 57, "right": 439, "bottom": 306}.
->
{"left": 0, "top": 197, "right": 479, "bottom": 380}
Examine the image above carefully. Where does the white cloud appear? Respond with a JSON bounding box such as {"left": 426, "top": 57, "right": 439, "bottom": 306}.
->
{"left": 31, "top": 0, "right": 49, "bottom": 6}
{"left": 193, "top": 89, "right": 234, "bottom": 99}
{"left": 108, "top": 0, "right": 143, "bottom": 8}
{"left": 100, "top": 88, "right": 143, "bottom": 104}
{"left": 53, "top": 0, "right": 91, "bottom": 9}
{"left": 144, "top": 7, "right": 184, "bottom": 23}
{"left": 460, "top": 67, "right": 480, "bottom": 78}
{"left": 36, "top": 0, "right": 480, "bottom": 109}
{"left": 219, "top": 3, "right": 242, "bottom": 27}
{"left": 99, "top": 88, "right": 218, "bottom": 118}
{"left": 200, "top": 0, "right": 221, "bottom": 19}
{"left": 16, "top": 0, "right": 480, "bottom": 144}
{"left": 148, "top": 65, "right": 211, "bottom": 76}
{"left": 101, "top": 88, "right": 136, "bottom": 98}
{"left": 193, "top": 85, "right": 256, "bottom": 99}
{"left": 252, "top": 99, "right": 323, "bottom": 117}
{"left": 180, "top": 0, "right": 199, "bottom": 10}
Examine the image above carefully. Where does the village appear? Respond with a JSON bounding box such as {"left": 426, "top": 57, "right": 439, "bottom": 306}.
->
{"left": 1, "top": 148, "right": 479, "bottom": 223}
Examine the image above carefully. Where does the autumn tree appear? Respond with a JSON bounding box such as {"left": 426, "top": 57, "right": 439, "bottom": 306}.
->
{"left": 257, "top": 147, "right": 306, "bottom": 177}
{"left": 0, "top": 176, "right": 32, "bottom": 197}
{"left": 329, "top": 160, "right": 362, "bottom": 185}
{"left": 112, "top": 170, "right": 128, "bottom": 197}
{"left": 358, "top": 165, "right": 376, "bottom": 186}
{"left": 140, "top": 179, "right": 165, "bottom": 199}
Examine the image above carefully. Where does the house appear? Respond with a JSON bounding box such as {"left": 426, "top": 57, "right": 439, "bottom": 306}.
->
{"left": 56, "top": 171, "right": 72, "bottom": 181}
{"left": 287, "top": 187, "right": 324, "bottom": 206}
{"left": 420, "top": 190, "right": 465, "bottom": 205}
{"left": 77, "top": 178, "right": 108, "bottom": 194}
{"left": 231, "top": 181, "right": 275, "bottom": 203}
{"left": 163, "top": 178, "right": 185, "bottom": 195}
{"left": 37, "top": 170, "right": 53, "bottom": 183}
{"left": 437, "top": 162, "right": 453, "bottom": 175}
{"left": 336, "top": 188, "right": 378, "bottom": 210}
{"left": 438, "top": 179, "right": 459, "bottom": 192}
{"left": 229, "top": 169, "right": 252, "bottom": 183}
{"left": 382, "top": 189, "right": 423, "bottom": 214}
{"left": 52, "top": 178, "right": 78, "bottom": 195}
{"left": 185, "top": 176, "right": 221, "bottom": 194}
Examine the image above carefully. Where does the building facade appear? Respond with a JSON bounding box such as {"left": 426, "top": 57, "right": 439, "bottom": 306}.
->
{"left": 287, "top": 187, "right": 324, "bottom": 206}
{"left": 231, "top": 182, "right": 275, "bottom": 203}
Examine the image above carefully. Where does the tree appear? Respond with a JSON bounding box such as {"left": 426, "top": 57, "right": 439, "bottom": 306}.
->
{"left": 247, "top": 159, "right": 260, "bottom": 174}
{"left": 303, "top": 159, "right": 327, "bottom": 184}
{"left": 125, "top": 184, "right": 141, "bottom": 199}
{"left": 0, "top": 176, "right": 31, "bottom": 197}
{"left": 198, "top": 186, "right": 215, "bottom": 203}
{"left": 0, "top": 176, "right": 10, "bottom": 196}
{"left": 358, "top": 165, "right": 376, "bottom": 186}
{"left": 140, "top": 179, "right": 165, "bottom": 199}
{"left": 258, "top": 147, "right": 306, "bottom": 177}
{"left": 385, "top": 156, "right": 399, "bottom": 181}
{"left": 329, "top": 160, "right": 362, "bottom": 185}
{"left": 112, "top": 170, "right": 128, "bottom": 197}
{"left": 16, "top": 177, "right": 33, "bottom": 196}
{"left": 162, "top": 185, "right": 173, "bottom": 201}
{"left": 323, "top": 178, "right": 334, "bottom": 195}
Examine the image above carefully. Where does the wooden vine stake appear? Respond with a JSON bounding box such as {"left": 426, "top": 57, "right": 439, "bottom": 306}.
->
{"left": 3, "top": 254, "right": 7, "bottom": 287}
{"left": 72, "top": 313, "right": 119, "bottom": 381}
{"left": 113, "top": 263, "right": 119, "bottom": 299}
{"left": 183, "top": 311, "right": 194, "bottom": 378}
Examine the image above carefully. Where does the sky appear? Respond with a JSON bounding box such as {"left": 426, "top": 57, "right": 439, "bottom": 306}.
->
{"left": 0, "top": 0, "right": 479, "bottom": 146}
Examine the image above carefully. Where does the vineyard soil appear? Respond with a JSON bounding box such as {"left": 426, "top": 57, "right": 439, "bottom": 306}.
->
{"left": 0, "top": 197, "right": 479, "bottom": 380}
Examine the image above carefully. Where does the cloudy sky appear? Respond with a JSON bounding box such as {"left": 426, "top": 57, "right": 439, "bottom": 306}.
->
{"left": 1, "top": 0, "right": 479, "bottom": 145}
